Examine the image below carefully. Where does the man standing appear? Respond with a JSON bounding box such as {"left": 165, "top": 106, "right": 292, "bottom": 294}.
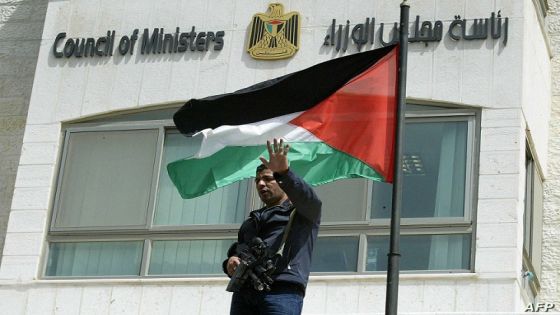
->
{"left": 223, "top": 139, "right": 322, "bottom": 315}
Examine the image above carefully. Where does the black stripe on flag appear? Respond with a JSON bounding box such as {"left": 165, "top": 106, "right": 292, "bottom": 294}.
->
{"left": 173, "top": 45, "right": 397, "bottom": 135}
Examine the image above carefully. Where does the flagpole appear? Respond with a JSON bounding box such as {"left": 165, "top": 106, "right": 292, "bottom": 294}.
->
{"left": 385, "top": 1, "right": 409, "bottom": 315}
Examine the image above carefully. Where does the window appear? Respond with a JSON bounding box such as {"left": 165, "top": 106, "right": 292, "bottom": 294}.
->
{"left": 311, "top": 108, "right": 477, "bottom": 273}
{"left": 44, "top": 105, "right": 478, "bottom": 277}
{"left": 52, "top": 130, "right": 159, "bottom": 229}
{"left": 46, "top": 117, "right": 256, "bottom": 278}
{"left": 522, "top": 145, "right": 543, "bottom": 296}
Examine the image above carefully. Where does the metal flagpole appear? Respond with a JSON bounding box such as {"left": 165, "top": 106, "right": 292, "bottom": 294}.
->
{"left": 385, "top": 1, "right": 409, "bottom": 315}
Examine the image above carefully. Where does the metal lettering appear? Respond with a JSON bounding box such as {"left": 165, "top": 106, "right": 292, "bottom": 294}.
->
{"left": 196, "top": 32, "right": 206, "bottom": 51}
{"left": 53, "top": 33, "right": 66, "bottom": 58}
{"left": 63, "top": 38, "right": 75, "bottom": 57}
{"left": 118, "top": 36, "right": 130, "bottom": 55}
{"left": 379, "top": 22, "right": 399, "bottom": 47}
{"left": 214, "top": 31, "right": 225, "bottom": 50}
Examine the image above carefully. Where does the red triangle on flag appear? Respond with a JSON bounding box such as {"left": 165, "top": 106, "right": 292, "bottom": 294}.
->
{"left": 290, "top": 46, "right": 399, "bottom": 182}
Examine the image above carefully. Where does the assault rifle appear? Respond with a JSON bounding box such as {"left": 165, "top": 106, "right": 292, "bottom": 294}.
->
{"left": 226, "top": 237, "right": 278, "bottom": 292}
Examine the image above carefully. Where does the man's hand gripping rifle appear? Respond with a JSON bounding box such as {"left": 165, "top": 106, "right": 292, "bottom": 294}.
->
{"left": 226, "top": 237, "right": 278, "bottom": 292}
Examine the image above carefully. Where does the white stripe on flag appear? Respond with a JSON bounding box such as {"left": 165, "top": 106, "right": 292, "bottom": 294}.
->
{"left": 192, "top": 112, "right": 321, "bottom": 158}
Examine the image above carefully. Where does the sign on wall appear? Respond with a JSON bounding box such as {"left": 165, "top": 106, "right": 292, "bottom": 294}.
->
{"left": 50, "top": 3, "right": 509, "bottom": 61}
{"left": 52, "top": 26, "right": 225, "bottom": 59}
{"left": 324, "top": 11, "right": 508, "bottom": 53}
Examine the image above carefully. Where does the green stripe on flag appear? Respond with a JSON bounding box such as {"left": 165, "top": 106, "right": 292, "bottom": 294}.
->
{"left": 167, "top": 142, "right": 385, "bottom": 199}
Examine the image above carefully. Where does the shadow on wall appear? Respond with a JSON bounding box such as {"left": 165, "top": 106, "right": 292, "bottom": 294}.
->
{"left": 0, "top": 0, "right": 49, "bottom": 263}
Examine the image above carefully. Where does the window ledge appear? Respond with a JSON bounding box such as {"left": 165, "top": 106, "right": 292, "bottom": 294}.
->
{"left": 309, "top": 273, "right": 479, "bottom": 282}
{"left": 34, "top": 273, "right": 478, "bottom": 285}
{"left": 7, "top": 276, "right": 230, "bottom": 287}
{"left": 1, "top": 272, "right": 518, "bottom": 287}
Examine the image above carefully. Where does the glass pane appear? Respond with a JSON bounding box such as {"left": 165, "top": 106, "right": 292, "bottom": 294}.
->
{"left": 311, "top": 236, "right": 359, "bottom": 272}
{"left": 528, "top": 157, "right": 544, "bottom": 278}
{"left": 366, "top": 234, "right": 471, "bottom": 271}
{"left": 154, "top": 132, "right": 249, "bottom": 225}
{"left": 314, "top": 179, "right": 368, "bottom": 222}
{"left": 372, "top": 121, "right": 468, "bottom": 218}
{"left": 148, "top": 239, "right": 233, "bottom": 275}
{"left": 55, "top": 130, "right": 158, "bottom": 228}
{"left": 523, "top": 156, "right": 533, "bottom": 255}
{"left": 46, "top": 241, "right": 143, "bottom": 276}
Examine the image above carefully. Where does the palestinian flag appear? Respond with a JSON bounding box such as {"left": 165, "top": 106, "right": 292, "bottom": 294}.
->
{"left": 169, "top": 45, "right": 398, "bottom": 199}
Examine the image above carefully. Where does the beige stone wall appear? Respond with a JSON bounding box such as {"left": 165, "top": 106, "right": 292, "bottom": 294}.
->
{"left": 0, "top": 0, "right": 47, "bottom": 262}
{"left": 543, "top": 0, "right": 560, "bottom": 305}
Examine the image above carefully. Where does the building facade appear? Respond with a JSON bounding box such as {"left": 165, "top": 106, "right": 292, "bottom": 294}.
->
{"left": 0, "top": 0, "right": 557, "bottom": 314}
{"left": 0, "top": 0, "right": 48, "bottom": 265}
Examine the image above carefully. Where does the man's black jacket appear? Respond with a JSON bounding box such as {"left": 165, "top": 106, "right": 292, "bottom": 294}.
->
{"left": 223, "top": 169, "right": 322, "bottom": 291}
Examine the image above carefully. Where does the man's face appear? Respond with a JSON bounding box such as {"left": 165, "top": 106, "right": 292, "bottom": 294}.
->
{"left": 255, "top": 169, "right": 287, "bottom": 207}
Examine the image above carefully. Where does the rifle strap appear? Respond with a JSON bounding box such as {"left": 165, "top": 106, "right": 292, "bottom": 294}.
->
{"left": 275, "top": 208, "right": 296, "bottom": 257}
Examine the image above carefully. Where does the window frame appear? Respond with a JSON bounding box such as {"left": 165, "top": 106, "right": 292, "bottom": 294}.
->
{"left": 43, "top": 105, "right": 480, "bottom": 278}
{"left": 50, "top": 122, "right": 167, "bottom": 233}
{"left": 315, "top": 108, "right": 478, "bottom": 274}
{"left": 44, "top": 119, "right": 256, "bottom": 279}
{"left": 522, "top": 141, "right": 544, "bottom": 297}
{"left": 50, "top": 120, "right": 259, "bottom": 234}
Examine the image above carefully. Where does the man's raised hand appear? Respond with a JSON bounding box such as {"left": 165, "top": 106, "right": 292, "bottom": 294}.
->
{"left": 259, "top": 138, "right": 290, "bottom": 174}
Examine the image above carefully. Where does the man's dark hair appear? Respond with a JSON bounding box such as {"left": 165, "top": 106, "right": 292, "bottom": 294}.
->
{"left": 256, "top": 164, "right": 268, "bottom": 174}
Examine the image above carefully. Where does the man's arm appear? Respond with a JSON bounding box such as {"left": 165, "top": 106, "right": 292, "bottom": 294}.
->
{"left": 274, "top": 169, "right": 321, "bottom": 222}
{"left": 260, "top": 138, "right": 322, "bottom": 222}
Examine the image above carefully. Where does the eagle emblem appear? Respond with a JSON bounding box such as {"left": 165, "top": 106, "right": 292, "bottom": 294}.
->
{"left": 247, "top": 3, "right": 300, "bottom": 60}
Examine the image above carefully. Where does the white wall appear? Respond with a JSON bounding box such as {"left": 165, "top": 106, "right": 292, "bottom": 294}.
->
{"left": 0, "top": 0, "right": 551, "bottom": 313}
{"left": 523, "top": 0, "right": 551, "bottom": 172}
{"left": 0, "top": 277, "right": 523, "bottom": 315}
{"left": 542, "top": 0, "right": 560, "bottom": 306}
